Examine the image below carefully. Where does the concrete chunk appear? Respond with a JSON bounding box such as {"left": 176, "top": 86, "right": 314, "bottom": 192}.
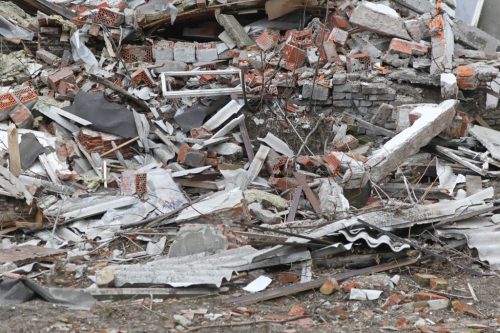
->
{"left": 218, "top": 14, "right": 255, "bottom": 48}
{"left": 366, "top": 100, "right": 457, "bottom": 183}
{"left": 440, "top": 73, "right": 458, "bottom": 99}
{"left": 349, "top": 2, "right": 411, "bottom": 40}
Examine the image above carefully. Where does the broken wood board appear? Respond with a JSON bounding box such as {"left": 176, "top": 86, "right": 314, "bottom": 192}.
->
{"left": 0, "top": 245, "right": 64, "bottom": 265}
{"left": 225, "top": 257, "right": 418, "bottom": 305}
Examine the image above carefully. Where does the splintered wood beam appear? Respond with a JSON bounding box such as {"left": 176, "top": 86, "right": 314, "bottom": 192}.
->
{"left": 7, "top": 124, "right": 21, "bottom": 177}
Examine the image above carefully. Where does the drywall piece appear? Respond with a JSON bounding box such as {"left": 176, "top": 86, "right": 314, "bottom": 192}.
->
{"left": 365, "top": 100, "right": 457, "bottom": 183}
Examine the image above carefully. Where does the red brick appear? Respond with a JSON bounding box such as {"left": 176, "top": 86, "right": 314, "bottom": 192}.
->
{"left": 48, "top": 67, "right": 76, "bottom": 91}
{"left": 177, "top": 144, "right": 191, "bottom": 163}
{"left": 256, "top": 29, "right": 280, "bottom": 51}
{"left": 413, "top": 292, "right": 448, "bottom": 301}
{"left": 0, "top": 93, "right": 18, "bottom": 114}
{"left": 131, "top": 68, "right": 155, "bottom": 87}
{"left": 389, "top": 38, "right": 429, "bottom": 56}
{"left": 121, "top": 45, "right": 154, "bottom": 63}
{"left": 13, "top": 88, "right": 38, "bottom": 108}
{"left": 9, "top": 105, "right": 33, "bottom": 129}
{"left": 347, "top": 53, "right": 371, "bottom": 72}
{"left": 93, "top": 7, "right": 124, "bottom": 27}
{"left": 330, "top": 15, "right": 350, "bottom": 29}
{"left": 280, "top": 44, "right": 306, "bottom": 71}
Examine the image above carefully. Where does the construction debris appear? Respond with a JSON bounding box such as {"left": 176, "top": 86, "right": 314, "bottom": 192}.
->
{"left": 0, "top": 0, "right": 500, "bottom": 331}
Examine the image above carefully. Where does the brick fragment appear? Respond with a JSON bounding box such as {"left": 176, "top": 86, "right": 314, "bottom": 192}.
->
{"left": 389, "top": 38, "right": 429, "bottom": 56}
{"left": 280, "top": 44, "right": 306, "bottom": 71}
{"left": 9, "top": 105, "right": 33, "bottom": 129}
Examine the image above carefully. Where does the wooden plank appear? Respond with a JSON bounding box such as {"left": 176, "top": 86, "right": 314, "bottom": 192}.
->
{"left": 239, "top": 121, "right": 255, "bottom": 163}
{"left": 225, "top": 257, "right": 418, "bottom": 305}
{"left": 293, "top": 171, "right": 321, "bottom": 215}
{"left": 0, "top": 245, "right": 65, "bottom": 265}
{"left": 7, "top": 124, "right": 21, "bottom": 177}
{"left": 242, "top": 145, "right": 270, "bottom": 190}
{"left": 286, "top": 186, "right": 303, "bottom": 222}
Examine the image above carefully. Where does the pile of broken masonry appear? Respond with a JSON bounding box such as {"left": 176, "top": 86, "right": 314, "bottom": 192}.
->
{"left": 0, "top": 0, "right": 500, "bottom": 329}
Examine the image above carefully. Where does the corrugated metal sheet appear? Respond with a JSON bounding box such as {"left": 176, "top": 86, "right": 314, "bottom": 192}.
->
{"left": 108, "top": 245, "right": 311, "bottom": 288}
{"left": 437, "top": 219, "right": 500, "bottom": 270}
{"left": 337, "top": 229, "right": 411, "bottom": 252}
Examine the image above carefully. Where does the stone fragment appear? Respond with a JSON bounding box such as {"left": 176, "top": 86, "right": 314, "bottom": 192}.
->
{"left": 320, "top": 277, "right": 339, "bottom": 295}
{"left": 349, "top": 2, "right": 411, "bottom": 40}
{"left": 428, "top": 299, "right": 450, "bottom": 311}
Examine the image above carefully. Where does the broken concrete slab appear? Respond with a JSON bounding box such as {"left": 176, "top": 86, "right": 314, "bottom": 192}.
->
{"left": 453, "top": 19, "right": 500, "bottom": 52}
{"left": 469, "top": 125, "right": 500, "bottom": 160}
{"left": 349, "top": 2, "right": 412, "bottom": 40}
{"left": 365, "top": 100, "right": 457, "bottom": 183}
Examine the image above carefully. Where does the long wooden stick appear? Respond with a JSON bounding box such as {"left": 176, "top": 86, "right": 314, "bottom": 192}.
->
{"left": 100, "top": 136, "right": 139, "bottom": 157}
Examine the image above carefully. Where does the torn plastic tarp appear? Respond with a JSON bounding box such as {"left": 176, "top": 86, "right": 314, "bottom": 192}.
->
{"left": 0, "top": 15, "right": 33, "bottom": 40}
{"left": 0, "top": 279, "right": 95, "bottom": 310}
{"left": 64, "top": 92, "right": 138, "bottom": 138}
{"left": 70, "top": 30, "right": 98, "bottom": 66}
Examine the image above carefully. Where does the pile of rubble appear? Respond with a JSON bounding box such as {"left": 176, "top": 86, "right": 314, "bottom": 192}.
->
{"left": 1, "top": 0, "right": 500, "bottom": 330}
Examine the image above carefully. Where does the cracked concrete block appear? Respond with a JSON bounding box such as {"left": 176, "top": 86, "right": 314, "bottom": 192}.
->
{"left": 440, "top": 73, "right": 458, "bottom": 99}
{"left": 349, "top": 2, "right": 411, "bottom": 40}
{"left": 249, "top": 202, "right": 281, "bottom": 224}
{"left": 168, "top": 224, "right": 228, "bottom": 258}
{"left": 302, "top": 82, "right": 330, "bottom": 101}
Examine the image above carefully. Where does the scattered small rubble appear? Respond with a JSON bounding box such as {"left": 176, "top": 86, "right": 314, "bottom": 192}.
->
{"left": 0, "top": 0, "right": 500, "bottom": 331}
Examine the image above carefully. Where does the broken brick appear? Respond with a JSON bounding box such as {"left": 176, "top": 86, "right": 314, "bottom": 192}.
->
{"left": 413, "top": 292, "right": 448, "bottom": 301}
{"left": 389, "top": 38, "right": 429, "bottom": 56}
{"left": 9, "top": 104, "right": 34, "bottom": 129}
